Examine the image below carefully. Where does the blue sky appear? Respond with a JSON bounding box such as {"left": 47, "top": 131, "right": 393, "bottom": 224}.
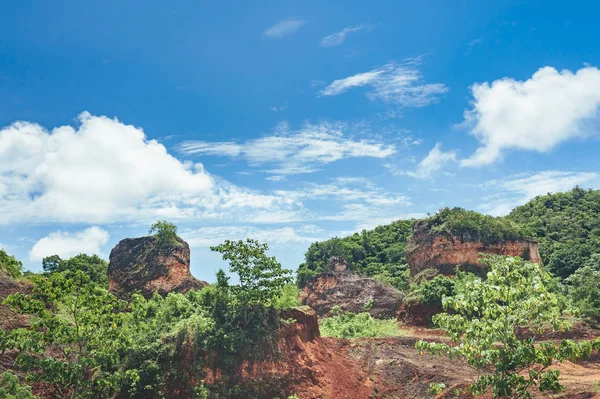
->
{"left": 1, "top": 0, "right": 600, "bottom": 282}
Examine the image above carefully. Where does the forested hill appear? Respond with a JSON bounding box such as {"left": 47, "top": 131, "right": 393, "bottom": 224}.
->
{"left": 507, "top": 187, "right": 600, "bottom": 279}
{"left": 297, "top": 187, "right": 600, "bottom": 287}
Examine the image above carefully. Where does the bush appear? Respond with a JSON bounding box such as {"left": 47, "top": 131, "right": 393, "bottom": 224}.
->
{"left": 0, "top": 249, "right": 23, "bottom": 279}
{"left": 320, "top": 307, "right": 402, "bottom": 338}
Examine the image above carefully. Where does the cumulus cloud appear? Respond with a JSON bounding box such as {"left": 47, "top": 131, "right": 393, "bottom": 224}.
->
{"left": 461, "top": 66, "right": 600, "bottom": 166}
{"left": 320, "top": 58, "right": 448, "bottom": 107}
{"left": 406, "top": 143, "right": 457, "bottom": 179}
{"left": 0, "top": 113, "right": 299, "bottom": 224}
{"left": 179, "top": 121, "right": 396, "bottom": 175}
{"left": 263, "top": 18, "right": 306, "bottom": 38}
{"left": 320, "top": 24, "right": 374, "bottom": 47}
{"left": 29, "top": 226, "right": 109, "bottom": 261}
{"left": 479, "top": 170, "right": 600, "bottom": 216}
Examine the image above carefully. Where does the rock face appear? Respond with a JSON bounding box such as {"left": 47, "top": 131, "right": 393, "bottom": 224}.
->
{"left": 300, "top": 267, "right": 405, "bottom": 319}
{"left": 107, "top": 236, "right": 208, "bottom": 298}
{"left": 406, "top": 220, "right": 542, "bottom": 277}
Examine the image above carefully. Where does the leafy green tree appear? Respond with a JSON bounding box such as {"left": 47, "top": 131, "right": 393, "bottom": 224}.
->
{"left": 149, "top": 220, "right": 179, "bottom": 248}
{"left": 42, "top": 254, "right": 109, "bottom": 287}
{"left": 0, "top": 249, "right": 23, "bottom": 279}
{"left": 416, "top": 255, "right": 595, "bottom": 398}
{"left": 564, "top": 257, "right": 600, "bottom": 320}
{"left": 0, "top": 371, "right": 39, "bottom": 399}
{"left": 2, "top": 270, "right": 135, "bottom": 399}
{"left": 211, "top": 239, "right": 292, "bottom": 305}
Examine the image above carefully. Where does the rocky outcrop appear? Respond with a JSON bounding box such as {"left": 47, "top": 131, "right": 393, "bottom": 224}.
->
{"left": 300, "top": 268, "right": 405, "bottom": 319}
{"left": 107, "top": 236, "right": 208, "bottom": 298}
{"left": 406, "top": 220, "right": 542, "bottom": 277}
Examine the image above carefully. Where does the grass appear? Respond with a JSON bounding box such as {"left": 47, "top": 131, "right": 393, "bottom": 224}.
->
{"left": 320, "top": 308, "right": 405, "bottom": 339}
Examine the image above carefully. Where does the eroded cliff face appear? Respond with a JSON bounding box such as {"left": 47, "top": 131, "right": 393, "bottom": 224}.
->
{"left": 107, "top": 236, "right": 208, "bottom": 298}
{"left": 406, "top": 220, "right": 542, "bottom": 277}
{"left": 300, "top": 268, "right": 405, "bottom": 319}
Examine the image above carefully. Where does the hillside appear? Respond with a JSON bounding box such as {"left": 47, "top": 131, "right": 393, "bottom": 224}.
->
{"left": 508, "top": 187, "right": 600, "bottom": 278}
{"left": 298, "top": 188, "right": 600, "bottom": 288}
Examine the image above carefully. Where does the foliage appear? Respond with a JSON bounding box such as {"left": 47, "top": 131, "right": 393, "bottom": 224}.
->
{"left": 297, "top": 219, "right": 414, "bottom": 290}
{"left": 42, "top": 254, "right": 109, "bottom": 287}
{"left": 423, "top": 207, "right": 527, "bottom": 244}
{"left": 406, "top": 274, "right": 456, "bottom": 307}
{"left": 211, "top": 239, "right": 292, "bottom": 306}
{"left": 0, "top": 249, "right": 24, "bottom": 279}
{"left": 149, "top": 220, "right": 179, "bottom": 249}
{"left": 320, "top": 306, "right": 402, "bottom": 338}
{"left": 2, "top": 270, "right": 135, "bottom": 399}
{"left": 416, "top": 255, "right": 595, "bottom": 398}
{"left": 564, "top": 254, "right": 600, "bottom": 320}
{"left": 508, "top": 187, "right": 600, "bottom": 279}
{"left": 0, "top": 371, "right": 39, "bottom": 399}
{"left": 272, "top": 283, "right": 301, "bottom": 310}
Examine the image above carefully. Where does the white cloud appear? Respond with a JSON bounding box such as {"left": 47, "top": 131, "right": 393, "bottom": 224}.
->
{"left": 179, "top": 121, "right": 396, "bottom": 175}
{"left": 320, "top": 58, "right": 448, "bottom": 107}
{"left": 479, "top": 171, "right": 600, "bottom": 216}
{"left": 29, "top": 226, "right": 109, "bottom": 261}
{"left": 263, "top": 18, "right": 306, "bottom": 38}
{"left": 320, "top": 24, "right": 374, "bottom": 47}
{"left": 461, "top": 66, "right": 600, "bottom": 166}
{"left": 0, "top": 113, "right": 299, "bottom": 224}
{"left": 406, "top": 143, "right": 457, "bottom": 179}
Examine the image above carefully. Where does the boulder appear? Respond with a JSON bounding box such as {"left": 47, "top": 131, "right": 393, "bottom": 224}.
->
{"left": 107, "top": 235, "right": 208, "bottom": 298}
{"left": 300, "top": 268, "right": 405, "bottom": 319}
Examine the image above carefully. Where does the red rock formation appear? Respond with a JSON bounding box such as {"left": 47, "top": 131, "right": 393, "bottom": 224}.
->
{"left": 406, "top": 221, "right": 542, "bottom": 277}
{"left": 107, "top": 236, "right": 208, "bottom": 298}
{"left": 300, "top": 269, "right": 405, "bottom": 319}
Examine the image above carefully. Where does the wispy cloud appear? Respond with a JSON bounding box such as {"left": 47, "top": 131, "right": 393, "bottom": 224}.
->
{"left": 320, "top": 24, "right": 374, "bottom": 47}
{"left": 479, "top": 171, "right": 600, "bottom": 216}
{"left": 178, "top": 121, "right": 396, "bottom": 175}
{"left": 406, "top": 143, "right": 457, "bottom": 179}
{"left": 320, "top": 57, "right": 448, "bottom": 107}
{"left": 465, "top": 38, "right": 483, "bottom": 54}
{"left": 263, "top": 18, "right": 306, "bottom": 38}
{"left": 461, "top": 66, "right": 600, "bottom": 167}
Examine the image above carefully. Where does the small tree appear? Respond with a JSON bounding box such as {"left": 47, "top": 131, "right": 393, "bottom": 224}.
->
{"left": 2, "top": 271, "right": 135, "bottom": 399}
{"left": 416, "top": 255, "right": 595, "bottom": 398}
{"left": 211, "top": 239, "right": 292, "bottom": 306}
{"left": 149, "top": 220, "right": 179, "bottom": 249}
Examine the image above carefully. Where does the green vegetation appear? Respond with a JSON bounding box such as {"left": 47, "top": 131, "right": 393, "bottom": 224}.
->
{"left": 423, "top": 207, "right": 527, "bottom": 244}
{"left": 0, "top": 371, "right": 39, "bottom": 399}
{"left": 149, "top": 220, "right": 180, "bottom": 249}
{"left": 42, "top": 253, "right": 109, "bottom": 287}
{"left": 320, "top": 306, "right": 402, "bottom": 338}
{"left": 1, "top": 235, "right": 296, "bottom": 399}
{"left": 564, "top": 254, "right": 600, "bottom": 321}
{"left": 297, "top": 219, "right": 414, "bottom": 290}
{"left": 417, "top": 255, "right": 596, "bottom": 398}
{"left": 508, "top": 187, "right": 600, "bottom": 279}
{"left": 0, "top": 249, "right": 24, "bottom": 279}
{"left": 405, "top": 274, "right": 455, "bottom": 307}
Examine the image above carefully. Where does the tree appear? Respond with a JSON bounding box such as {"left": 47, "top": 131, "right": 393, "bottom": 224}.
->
{"left": 149, "top": 220, "right": 179, "bottom": 248}
{"left": 0, "top": 371, "right": 39, "bottom": 399}
{"left": 2, "top": 271, "right": 135, "bottom": 399}
{"left": 211, "top": 239, "right": 292, "bottom": 306}
{"left": 42, "top": 254, "right": 109, "bottom": 287}
{"left": 416, "top": 255, "right": 595, "bottom": 398}
{"left": 564, "top": 255, "right": 600, "bottom": 320}
{"left": 0, "top": 249, "right": 23, "bottom": 279}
